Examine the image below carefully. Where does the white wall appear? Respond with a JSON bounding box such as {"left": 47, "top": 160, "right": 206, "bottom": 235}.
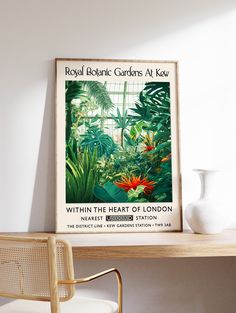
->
{"left": 1, "top": 0, "right": 236, "bottom": 311}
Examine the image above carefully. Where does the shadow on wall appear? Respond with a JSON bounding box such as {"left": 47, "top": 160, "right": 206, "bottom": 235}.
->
{"left": 1, "top": 257, "right": 236, "bottom": 310}
{"left": 49, "top": 0, "right": 236, "bottom": 55}
{"left": 74, "top": 257, "right": 236, "bottom": 313}
{"left": 29, "top": 60, "right": 56, "bottom": 231}
{"left": 28, "top": 0, "right": 236, "bottom": 231}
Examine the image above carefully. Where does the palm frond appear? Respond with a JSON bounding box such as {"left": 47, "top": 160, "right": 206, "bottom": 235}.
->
{"left": 81, "top": 81, "right": 114, "bottom": 111}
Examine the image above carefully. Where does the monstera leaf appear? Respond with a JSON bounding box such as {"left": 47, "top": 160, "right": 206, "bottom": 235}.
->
{"left": 80, "top": 125, "right": 117, "bottom": 157}
{"left": 130, "top": 102, "right": 152, "bottom": 121}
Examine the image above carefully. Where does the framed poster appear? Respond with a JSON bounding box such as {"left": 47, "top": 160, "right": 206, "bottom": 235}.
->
{"left": 56, "top": 58, "right": 182, "bottom": 233}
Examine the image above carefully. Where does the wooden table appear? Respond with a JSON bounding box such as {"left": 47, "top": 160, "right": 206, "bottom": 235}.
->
{"left": 2, "top": 230, "right": 236, "bottom": 259}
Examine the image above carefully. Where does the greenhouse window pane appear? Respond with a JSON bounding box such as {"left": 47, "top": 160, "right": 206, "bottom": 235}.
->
{"left": 77, "top": 81, "right": 148, "bottom": 146}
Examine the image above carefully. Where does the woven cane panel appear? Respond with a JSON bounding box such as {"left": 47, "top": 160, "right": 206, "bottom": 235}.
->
{"left": 56, "top": 241, "right": 74, "bottom": 300}
{"left": 0, "top": 239, "right": 74, "bottom": 301}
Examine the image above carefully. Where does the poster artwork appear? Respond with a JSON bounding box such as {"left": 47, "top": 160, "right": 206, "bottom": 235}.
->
{"left": 56, "top": 59, "right": 182, "bottom": 233}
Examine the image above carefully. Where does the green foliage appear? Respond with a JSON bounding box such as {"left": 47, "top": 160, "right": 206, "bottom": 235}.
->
{"left": 111, "top": 108, "right": 130, "bottom": 148}
{"left": 131, "top": 82, "right": 170, "bottom": 126}
{"left": 65, "top": 82, "right": 88, "bottom": 143}
{"left": 146, "top": 141, "right": 171, "bottom": 154}
{"left": 127, "top": 82, "right": 172, "bottom": 202}
{"left": 94, "top": 182, "right": 128, "bottom": 203}
{"left": 128, "top": 185, "right": 147, "bottom": 202}
{"left": 66, "top": 149, "right": 98, "bottom": 203}
{"left": 131, "top": 82, "right": 171, "bottom": 156}
{"left": 130, "top": 101, "right": 152, "bottom": 121}
{"left": 97, "top": 150, "right": 143, "bottom": 185}
{"left": 124, "top": 121, "right": 145, "bottom": 151}
{"left": 80, "top": 125, "right": 117, "bottom": 158}
{"left": 111, "top": 108, "right": 129, "bottom": 129}
{"left": 65, "top": 81, "right": 114, "bottom": 149}
{"left": 65, "top": 81, "right": 88, "bottom": 104}
{"left": 148, "top": 160, "right": 172, "bottom": 202}
{"left": 81, "top": 81, "right": 114, "bottom": 111}
{"left": 66, "top": 81, "right": 114, "bottom": 110}
{"left": 65, "top": 80, "right": 173, "bottom": 203}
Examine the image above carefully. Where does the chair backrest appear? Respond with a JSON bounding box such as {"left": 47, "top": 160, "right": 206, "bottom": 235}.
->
{"left": 0, "top": 236, "right": 75, "bottom": 302}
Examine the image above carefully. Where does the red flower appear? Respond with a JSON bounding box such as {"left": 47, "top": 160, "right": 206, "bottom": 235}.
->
{"left": 115, "top": 176, "right": 155, "bottom": 194}
{"left": 144, "top": 145, "right": 155, "bottom": 152}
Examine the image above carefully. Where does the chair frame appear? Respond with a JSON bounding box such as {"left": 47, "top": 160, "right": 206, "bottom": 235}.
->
{"left": 0, "top": 236, "right": 122, "bottom": 313}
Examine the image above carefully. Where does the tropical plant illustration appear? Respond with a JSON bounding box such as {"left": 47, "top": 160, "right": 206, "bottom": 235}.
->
{"left": 65, "top": 80, "right": 172, "bottom": 203}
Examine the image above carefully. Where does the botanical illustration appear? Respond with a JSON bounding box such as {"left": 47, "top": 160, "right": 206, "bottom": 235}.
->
{"left": 65, "top": 81, "right": 172, "bottom": 203}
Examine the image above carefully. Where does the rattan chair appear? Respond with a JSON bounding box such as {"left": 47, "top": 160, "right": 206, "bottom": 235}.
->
{"left": 0, "top": 236, "right": 122, "bottom": 313}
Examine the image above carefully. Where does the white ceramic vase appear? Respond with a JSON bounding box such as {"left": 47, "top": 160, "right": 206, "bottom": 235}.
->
{"left": 185, "top": 169, "right": 226, "bottom": 234}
